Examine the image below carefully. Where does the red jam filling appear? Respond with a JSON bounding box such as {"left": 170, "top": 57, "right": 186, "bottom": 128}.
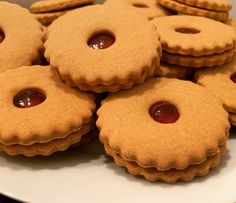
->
{"left": 175, "top": 27, "right": 200, "bottom": 34}
{"left": 231, "top": 73, "right": 236, "bottom": 83}
{"left": 88, "top": 33, "right": 115, "bottom": 49}
{"left": 0, "top": 30, "right": 5, "bottom": 43}
{"left": 149, "top": 101, "right": 179, "bottom": 123}
{"left": 13, "top": 89, "right": 46, "bottom": 108}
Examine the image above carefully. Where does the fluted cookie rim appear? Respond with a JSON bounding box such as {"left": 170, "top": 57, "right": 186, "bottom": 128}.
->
{"left": 0, "top": 66, "right": 96, "bottom": 146}
{"left": 158, "top": 0, "right": 229, "bottom": 21}
{"left": 45, "top": 5, "right": 161, "bottom": 92}
{"left": 30, "top": 0, "right": 95, "bottom": 13}
{"left": 0, "top": 2, "right": 44, "bottom": 72}
{"left": 97, "top": 78, "right": 229, "bottom": 170}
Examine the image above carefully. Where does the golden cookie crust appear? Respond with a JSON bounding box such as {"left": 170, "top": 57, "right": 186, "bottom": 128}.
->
{"left": 176, "top": 0, "right": 232, "bottom": 11}
{"left": 104, "top": 0, "right": 173, "bottom": 20}
{"left": 0, "top": 121, "right": 94, "bottom": 157}
{"left": 33, "top": 10, "right": 67, "bottom": 25}
{"left": 156, "top": 63, "right": 191, "bottom": 79}
{"left": 195, "top": 55, "right": 236, "bottom": 113}
{"left": 31, "top": 0, "right": 95, "bottom": 13}
{"left": 105, "top": 143, "right": 226, "bottom": 183}
{"left": 0, "top": 66, "right": 96, "bottom": 146}
{"left": 97, "top": 78, "right": 229, "bottom": 170}
{"left": 158, "top": 0, "right": 229, "bottom": 21}
{"left": 162, "top": 49, "right": 235, "bottom": 68}
{"left": 45, "top": 5, "right": 161, "bottom": 92}
{"left": 151, "top": 15, "right": 236, "bottom": 56}
{"left": 0, "top": 2, "right": 44, "bottom": 72}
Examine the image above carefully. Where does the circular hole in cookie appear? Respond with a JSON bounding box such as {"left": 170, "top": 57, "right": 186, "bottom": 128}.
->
{"left": 175, "top": 27, "right": 200, "bottom": 34}
{"left": 88, "top": 32, "right": 116, "bottom": 49}
{"left": 132, "top": 3, "right": 148, "bottom": 8}
{"left": 149, "top": 101, "right": 179, "bottom": 124}
{"left": 0, "top": 29, "right": 5, "bottom": 43}
{"left": 13, "top": 88, "right": 46, "bottom": 108}
{"left": 230, "top": 73, "right": 236, "bottom": 83}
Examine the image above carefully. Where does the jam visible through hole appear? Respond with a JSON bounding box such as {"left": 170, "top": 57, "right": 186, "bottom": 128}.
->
{"left": 149, "top": 101, "right": 179, "bottom": 124}
{"left": 132, "top": 3, "right": 148, "bottom": 8}
{"left": 88, "top": 33, "right": 115, "bottom": 49}
{"left": 13, "top": 89, "right": 46, "bottom": 108}
{"left": 175, "top": 27, "right": 200, "bottom": 34}
{"left": 231, "top": 73, "right": 236, "bottom": 83}
{"left": 0, "top": 30, "right": 5, "bottom": 43}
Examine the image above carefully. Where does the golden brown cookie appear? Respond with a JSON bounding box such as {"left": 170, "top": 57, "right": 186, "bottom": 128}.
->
{"left": 0, "top": 66, "right": 96, "bottom": 156}
{"left": 33, "top": 10, "right": 67, "bottom": 25}
{"left": 31, "top": 0, "right": 95, "bottom": 13}
{"left": 158, "top": 0, "right": 229, "bottom": 21}
{"left": 229, "top": 113, "right": 236, "bottom": 126}
{"left": 161, "top": 49, "right": 235, "bottom": 68}
{"left": 195, "top": 54, "right": 236, "bottom": 115}
{"left": 45, "top": 5, "right": 161, "bottom": 93}
{"left": 156, "top": 63, "right": 191, "bottom": 79}
{"left": 151, "top": 15, "right": 236, "bottom": 67}
{"left": 176, "top": 0, "right": 232, "bottom": 11}
{"left": 0, "top": 2, "right": 44, "bottom": 72}
{"left": 104, "top": 0, "right": 174, "bottom": 20}
{"left": 97, "top": 78, "right": 229, "bottom": 182}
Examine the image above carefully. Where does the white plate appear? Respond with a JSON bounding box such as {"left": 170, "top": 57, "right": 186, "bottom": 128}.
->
{"left": 1, "top": 134, "right": 236, "bottom": 203}
{"left": 1, "top": 1, "right": 236, "bottom": 203}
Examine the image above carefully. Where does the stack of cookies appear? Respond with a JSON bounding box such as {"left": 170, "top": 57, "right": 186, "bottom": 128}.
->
{"left": 0, "top": 0, "right": 236, "bottom": 184}
{"left": 30, "top": 0, "right": 95, "bottom": 25}
{"left": 158, "top": 0, "right": 232, "bottom": 22}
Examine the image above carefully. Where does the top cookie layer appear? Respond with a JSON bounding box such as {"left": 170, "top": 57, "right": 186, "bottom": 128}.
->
{"left": 97, "top": 78, "right": 229, "bottom": 170}
{"left": 104, "top": 0, "right": 172, "bottom": 20}
{"left": 0, "top": 66, "right": 95, "bottom": 145}
{"left": 176, "top": 0, "right": 232, "bottom": 11}
{"left": 31, "top": 0, "right": 95, "bottom": 13}
{"left": 151, "top": 15, "right": 236, "bottom": 56}
{"left": 45, "top": 5, "right": 161, "bottom": 87}
{"left": 0, "top": 2, "right": 44, "bottom": 72}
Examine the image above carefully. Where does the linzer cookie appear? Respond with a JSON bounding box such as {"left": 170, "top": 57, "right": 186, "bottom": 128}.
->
{"left": 0, "top": 2, "right": 44, "bottom": 72}
{"left": 176, "top": 0, "right": 232, "bottom": 11}
{"left": 31, "top": 0, "right": 95, "bottom": 13}
{"left": 158, "top": 0, "right": 230, "bottom": 21}
{"left": 195, "top": 55, "right": 236, "bottom": 126}
{"left": 151, "top": 15, "right": 236, "bottom": 68}
{"left": 0, "top": 66, "right": 96, "bottom": 156}
{"left": 45, "top": 5, "right": 161, "bottom": 93}
{"left": 97, "top": 78, "right": 229, "bottom": 183}
{"left": 156, "top": 63, "right": 192, "bottom": 79}
{"left": 104, "top": 0, "right": 174, "bottom": 20}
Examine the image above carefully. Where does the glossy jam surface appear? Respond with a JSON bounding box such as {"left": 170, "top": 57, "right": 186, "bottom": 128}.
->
{"left": 175, "top": 27, "right": 200, "bottom": 34}
{"left": 88, "top": 33, "right": 115, "bottom": 49}
{"left": 13, "top": 89, "right": 46, "bottom": 108}
{"left": 0, "top": 30, "right": 5, "bottom": 43}
{"left": 149, "top": 102, "right": 179, "bottom": 124}
{"left": 132, "top": 3, "right": 148, "bottom": 8}
{"left": 231, "top": 73, "right": 236, "bottom": 83}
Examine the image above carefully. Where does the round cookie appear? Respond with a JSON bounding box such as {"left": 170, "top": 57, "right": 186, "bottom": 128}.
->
{"left": 104, "top": 0, "right": 173, "bottom": 20}
{"left": 0, "top": 66, "right": 96, "bottom": 156}
{"left": 45, "top": 5, "right": 161, "bottom": 93}
{"left": 151, "top": 15, "right": 236, "bottom": 56}
{"left": 31, "top": 0, "right": 95, "bottom": 13}
{"left": 97, "top": 78, "right": 229, "bottom": 182}
{"left": 195, "top": 55, "right": 236, "bottom": 114}
{"left": 158, "top": 0, "right": 229, "bottom": 22}
{"left": 176, "top": 0, "right": 232, "bottom": 11}
{"left": 33, "top": 10, "right": 67, "bottom": 25}
{"left": 0, "top": 2, "right": 44, "bottom": 72}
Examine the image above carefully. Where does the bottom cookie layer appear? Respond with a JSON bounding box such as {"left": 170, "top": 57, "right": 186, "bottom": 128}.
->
{"left": 161, "top": 49, "right": 235, "bottom": 68}
{"left": 104, "top": 143, "right": 226, "bottom": 183}
{"left": 229, "top": 113, "right": 236, "bottom": 126}
{"left": 0, "top": 122, "right": 94, "bottom": 157}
